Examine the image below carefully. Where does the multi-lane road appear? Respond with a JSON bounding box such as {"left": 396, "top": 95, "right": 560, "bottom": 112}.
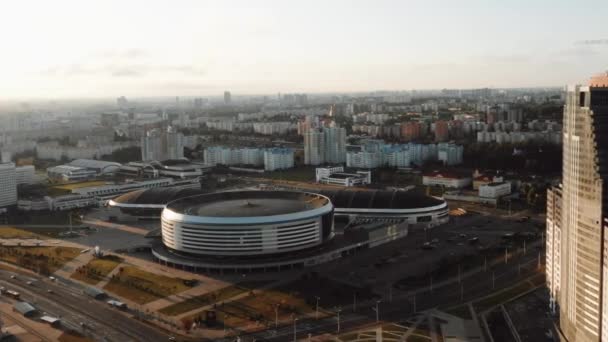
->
{"left": 0, "top": 269, "right": 170, "bottom": 342}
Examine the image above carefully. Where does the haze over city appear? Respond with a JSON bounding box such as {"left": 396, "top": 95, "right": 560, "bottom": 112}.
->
{"left": 1, "top": 0, "right": 608, "bottom": 99}
{"left": 3, "top": 1, "right": 608, "bottom": 342}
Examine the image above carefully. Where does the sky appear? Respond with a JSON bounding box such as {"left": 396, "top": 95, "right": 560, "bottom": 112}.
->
{"left": 1, "top": 0, "right": 607, "bottom": 99}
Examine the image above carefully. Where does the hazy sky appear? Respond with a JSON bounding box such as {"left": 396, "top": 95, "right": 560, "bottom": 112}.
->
{"left": 1, "top": 0, "right": 607, "bottom": 99}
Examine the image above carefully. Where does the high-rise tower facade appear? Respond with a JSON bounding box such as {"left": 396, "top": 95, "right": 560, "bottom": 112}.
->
{"left": 546, "top": 73, "right": 608, "bottom": 341}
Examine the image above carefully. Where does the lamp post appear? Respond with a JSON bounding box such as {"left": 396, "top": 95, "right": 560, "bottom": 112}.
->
{"left": 292, "top": 316, "right": 298, "bottom": 342}
{"left": 373, "top": 300, "right": 381, "bottom": 322}
{"left": 274, "top": 304, "right": 279, "bottom": 329}
{"left": 336, "top": 306, "right": 342, "bottom": 333}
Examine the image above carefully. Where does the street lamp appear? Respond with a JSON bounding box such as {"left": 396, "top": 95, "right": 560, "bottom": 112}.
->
{"left": 223, "top": 313, "right": 230, "bottom": 336}
{"left": 273, "top": 304, "right": 280, "bottom": 328}
{"left": 372, "top": 300, "right": 381, "bottom": 322}
{"left": 336, "top": 306, "right": 342, "bottom": 333}
{"left": 292, "top": 316, "right": 299, "bottom": 342}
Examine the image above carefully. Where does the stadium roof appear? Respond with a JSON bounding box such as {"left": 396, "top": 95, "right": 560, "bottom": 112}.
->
{"left": 167, "top": 191, "right": 329, "bottom": 217}
{"left": 112, "top": 188, "right": 443, "bottom": 211}
{"left": 315, "top": 189, "right": 443, "bottom": 209}
{"left": 68, "top": 159, "right": 121, "bottom": 172}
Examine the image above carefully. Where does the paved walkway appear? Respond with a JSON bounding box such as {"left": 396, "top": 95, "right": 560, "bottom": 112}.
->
{"left": 83, "top": 219, "right": 149, "bottom": 236}
{"left": 145, "top": 278, "right": 229, "bottom": 311}
{"left": 53, "top": 252, "right": 95, "bottom": 279}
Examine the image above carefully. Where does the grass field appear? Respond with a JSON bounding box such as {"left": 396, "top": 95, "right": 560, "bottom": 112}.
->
{"left": 0, "top": 246, "right": 80, "bottom": 274}
{"left": 0, "top": 226, "right": 45, "bottom": 239}
{"left": 257, "top": 167, "right": 316, "bottom": 182}
{"left": 71, "top": 255, "right": 123, "bottom": 285}
{"left": 103, "top": 266, "right": 193, "bottom": 304}
{"left": 184, "top": 288, "right": 317, "bottom": 330}
{"left": 159, "top": 280, "right": 270, "bottom": 316}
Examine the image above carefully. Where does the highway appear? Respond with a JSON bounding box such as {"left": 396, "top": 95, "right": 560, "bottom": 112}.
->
{"left": 0, "top": 269, "right": 170, "bottom": 342}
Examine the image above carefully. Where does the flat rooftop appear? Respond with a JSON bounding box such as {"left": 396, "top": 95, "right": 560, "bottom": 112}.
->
{"left": 167, "top": 191, "right": 329, "bottom": 218}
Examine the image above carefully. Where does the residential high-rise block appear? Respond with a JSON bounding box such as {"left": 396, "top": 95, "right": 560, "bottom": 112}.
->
{"left": 303, "top": 129, "right": 325, "bottom": 165}
{"left": 141, "top": 126, "right": 184, "bottom": 161}
{"left": 434, "top": 120, "right": 449, "bottom": 142}
{"left": 546, "top": 72, "right": 608, "bottom": 341}
{"left": 0, "top": 162, "right": 17, "bottom": 209}
{"left": 303, "top": 127, "right": 346, "bottom": 165}
{"left": 224, "top": 91, "right": 231, "bottom": 104}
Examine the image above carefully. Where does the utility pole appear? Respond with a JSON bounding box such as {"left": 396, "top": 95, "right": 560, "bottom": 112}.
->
{"left": 538, "top": 252, "right": 542, "bottom": 269}
{"left": 523, "top": 240, "right": 527, "bottom": 254}
{"left": 315, "top": 296, "right": 320, "bottom": 320}
{"left": 505, "top": 248, "right": 508, "bottom": 264}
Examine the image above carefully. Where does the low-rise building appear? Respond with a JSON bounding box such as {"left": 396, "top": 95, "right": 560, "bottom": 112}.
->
{"left": 479, "top": 182, "right": 511, "bottom": 199}
{"left": 316, "top": 166, "right": 371, "bottom": 186}
{"left": 15, "top": 165, "right": 35, "bottom": 185}
{"left": 422, "top": 171, "right": 472, "bottom": 189}
{"left": 47, "top": 165, "right": 97, "bottom": 182}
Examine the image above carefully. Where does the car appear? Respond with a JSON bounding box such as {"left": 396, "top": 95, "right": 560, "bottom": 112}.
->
{"left": 422, "top": 242, "right": 435, "bottom": 250}
{"left": 431, "top": 238, "right": 439, "bottom": 244}
{"left": 49, "top": 276, "right": 56, "bottom": 281}
{"left": 47, "top": 289, "right": 53, "bottom": 294}
{"left": 26, "top": 281, "right": 33, "bottom": 286}
{"left": 10, "top": 275, "right": 16, "bottom": 279}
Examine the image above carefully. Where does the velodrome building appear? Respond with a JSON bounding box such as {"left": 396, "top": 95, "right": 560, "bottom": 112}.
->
{"left": 108, "top": 188, "right": 449, "bottom": 272}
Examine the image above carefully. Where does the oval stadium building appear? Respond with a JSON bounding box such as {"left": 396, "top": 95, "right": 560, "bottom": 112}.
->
{"left": 109, "top": 188, "right": 449, "bottom": 226}
{"left": 160, "top": 191, "right": 334, "bottom": 257}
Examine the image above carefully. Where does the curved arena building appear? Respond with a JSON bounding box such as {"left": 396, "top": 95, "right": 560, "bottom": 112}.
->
{"left": 161, "top": 191, "right": 334, "bottom": 257}
{"left": 109, "top": 188, "right": 448, "bottom": 225}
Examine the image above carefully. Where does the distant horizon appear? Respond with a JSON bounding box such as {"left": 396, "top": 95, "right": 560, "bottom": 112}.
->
{"left": 1, "top": 0, "right": 606, "bottom": 99}
{"left": 0, "top": 84, "right": 566, "bottom": 104}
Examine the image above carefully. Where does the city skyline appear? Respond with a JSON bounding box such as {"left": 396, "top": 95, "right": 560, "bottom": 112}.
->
{"left": 1, "top": 0, "right": 607, "bottom": 99}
